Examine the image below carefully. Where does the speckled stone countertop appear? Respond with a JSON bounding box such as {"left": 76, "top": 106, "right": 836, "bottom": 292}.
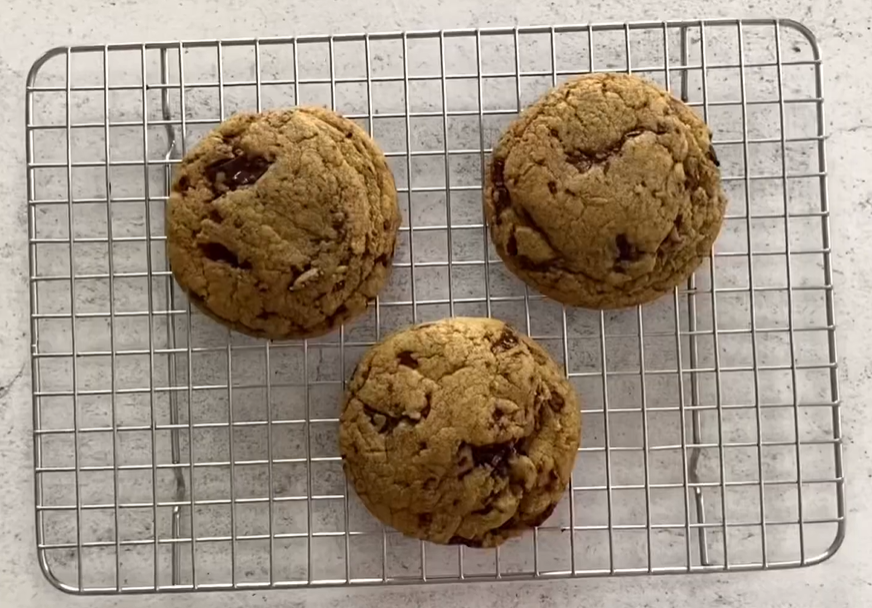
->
{"left": 1, "top": 1, "right": 870, "bottom": 606}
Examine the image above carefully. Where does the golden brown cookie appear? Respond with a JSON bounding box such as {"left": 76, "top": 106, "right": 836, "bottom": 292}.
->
{"left": 484, "top": 73, "right": 726, "bottom": 308}
{"left": 340, "top": 317, "right": 580, "bottom": 548}
{"left": 166, "top": 107, "right": 400, "bottom": 340}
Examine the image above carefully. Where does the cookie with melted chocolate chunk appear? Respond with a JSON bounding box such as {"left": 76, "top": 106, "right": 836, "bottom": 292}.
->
{"left": 339, "top": 317, "right": 581, "bottom": 548}
{"left": 484, "top": 73, "right": 726, "bottom": 309}
{"left": 166, "top": 107, "right": 400, "bottom": 339}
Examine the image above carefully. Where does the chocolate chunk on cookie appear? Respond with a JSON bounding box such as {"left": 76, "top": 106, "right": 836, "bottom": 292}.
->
{"left": 484, "top": 73, "right": 727, "bottom": 308}
{"left": 204, "top": 154, "right": 272, "bottom": 191}
{"left": 166, "top": 107, "right": 400, "bottom": 339}
{"left": 339, "top": 317, "right": 581, "bottom": 548}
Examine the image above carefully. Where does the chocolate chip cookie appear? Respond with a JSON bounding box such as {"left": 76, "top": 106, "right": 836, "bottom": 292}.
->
{"left": 340, "top": 317, "right": 580, "bottom": 548}
{"left": 485, "top": 73, "right": 726, "bottom": 308}
{"left": 166, "top": 107, "right": 400, "bottom": 340}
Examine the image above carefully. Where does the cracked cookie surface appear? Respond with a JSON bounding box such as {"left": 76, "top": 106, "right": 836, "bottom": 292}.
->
{"left": 166, "top": 107, "right": 400, "bottom": 339}
{"left": 339, "top": 317, "right": 581, "bottom": 548}
{"left": 484, "top": 73, "right": 727, "bottom": 308}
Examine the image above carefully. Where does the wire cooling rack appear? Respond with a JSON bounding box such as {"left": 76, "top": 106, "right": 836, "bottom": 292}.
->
{"left": 26, "top": 18, "right": 844, "bottom": 594}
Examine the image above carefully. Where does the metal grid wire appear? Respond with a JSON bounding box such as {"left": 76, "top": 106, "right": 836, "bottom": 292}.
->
{"left": 26, "top": 18, "right": 844, "bottom": 594}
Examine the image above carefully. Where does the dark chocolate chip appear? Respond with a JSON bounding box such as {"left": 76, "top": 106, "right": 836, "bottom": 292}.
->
{"left": 615, "top": 234, "right": 640, "bottom": 263}
{"left": 491, "top": 328, "right": 519, "bottom": 354}
{"left": 565, "top": 128, "right": 648, "bottom": 174}
{"left": 420, "top": 395, "right": 431, "bottom": 420}
{"left": 517, "top": 254, "right": 548, "bottom": 271}
{"left": 199, "top": 242, "right": 251, "bottom": 270}
{"left": 490, "top": 158, "right": 512, "bottom": 216}
{"left": 362, "top": 404, "right": 401, "bottom": 433}
{"left": 397, "top": 350, "right": 418, "bottom": 369}
{"left": 346, "top": 132, "right": 354, "bottom": 139}
{"left": 518, "top": 436, "right": 533, "bottom": 457}
{"left": 177, "top": 175, "right": 190, "bottom": 191}
{"left": 506, "top": 232, "right": 518, "bottom": 256}
{"left": 457, "top": 447, "right": 473, "bottom": 476}
{"left": 491, "top": 158, "right": 505, "bottom": 186}
{"left": 469, "top": 442, "right": 516, "bottom": 478}
{"left": 566, "top": 151, "right": 593, "bottom": 172}
{"left": 205, "top": 154, "right": 271, "bottom": 191}
{"left": 547, "top": 180, "right": 557, "bottom": 194}
{"left": 549, "top": 128, "right": 559, "bottom": 138}
{"left": 363, "top": 398, "right": 429, "bottom": 434}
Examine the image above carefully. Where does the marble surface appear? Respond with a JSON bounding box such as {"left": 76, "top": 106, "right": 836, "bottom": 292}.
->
{"left": 2, "top": 0, "right": 871, "bottom": 606}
